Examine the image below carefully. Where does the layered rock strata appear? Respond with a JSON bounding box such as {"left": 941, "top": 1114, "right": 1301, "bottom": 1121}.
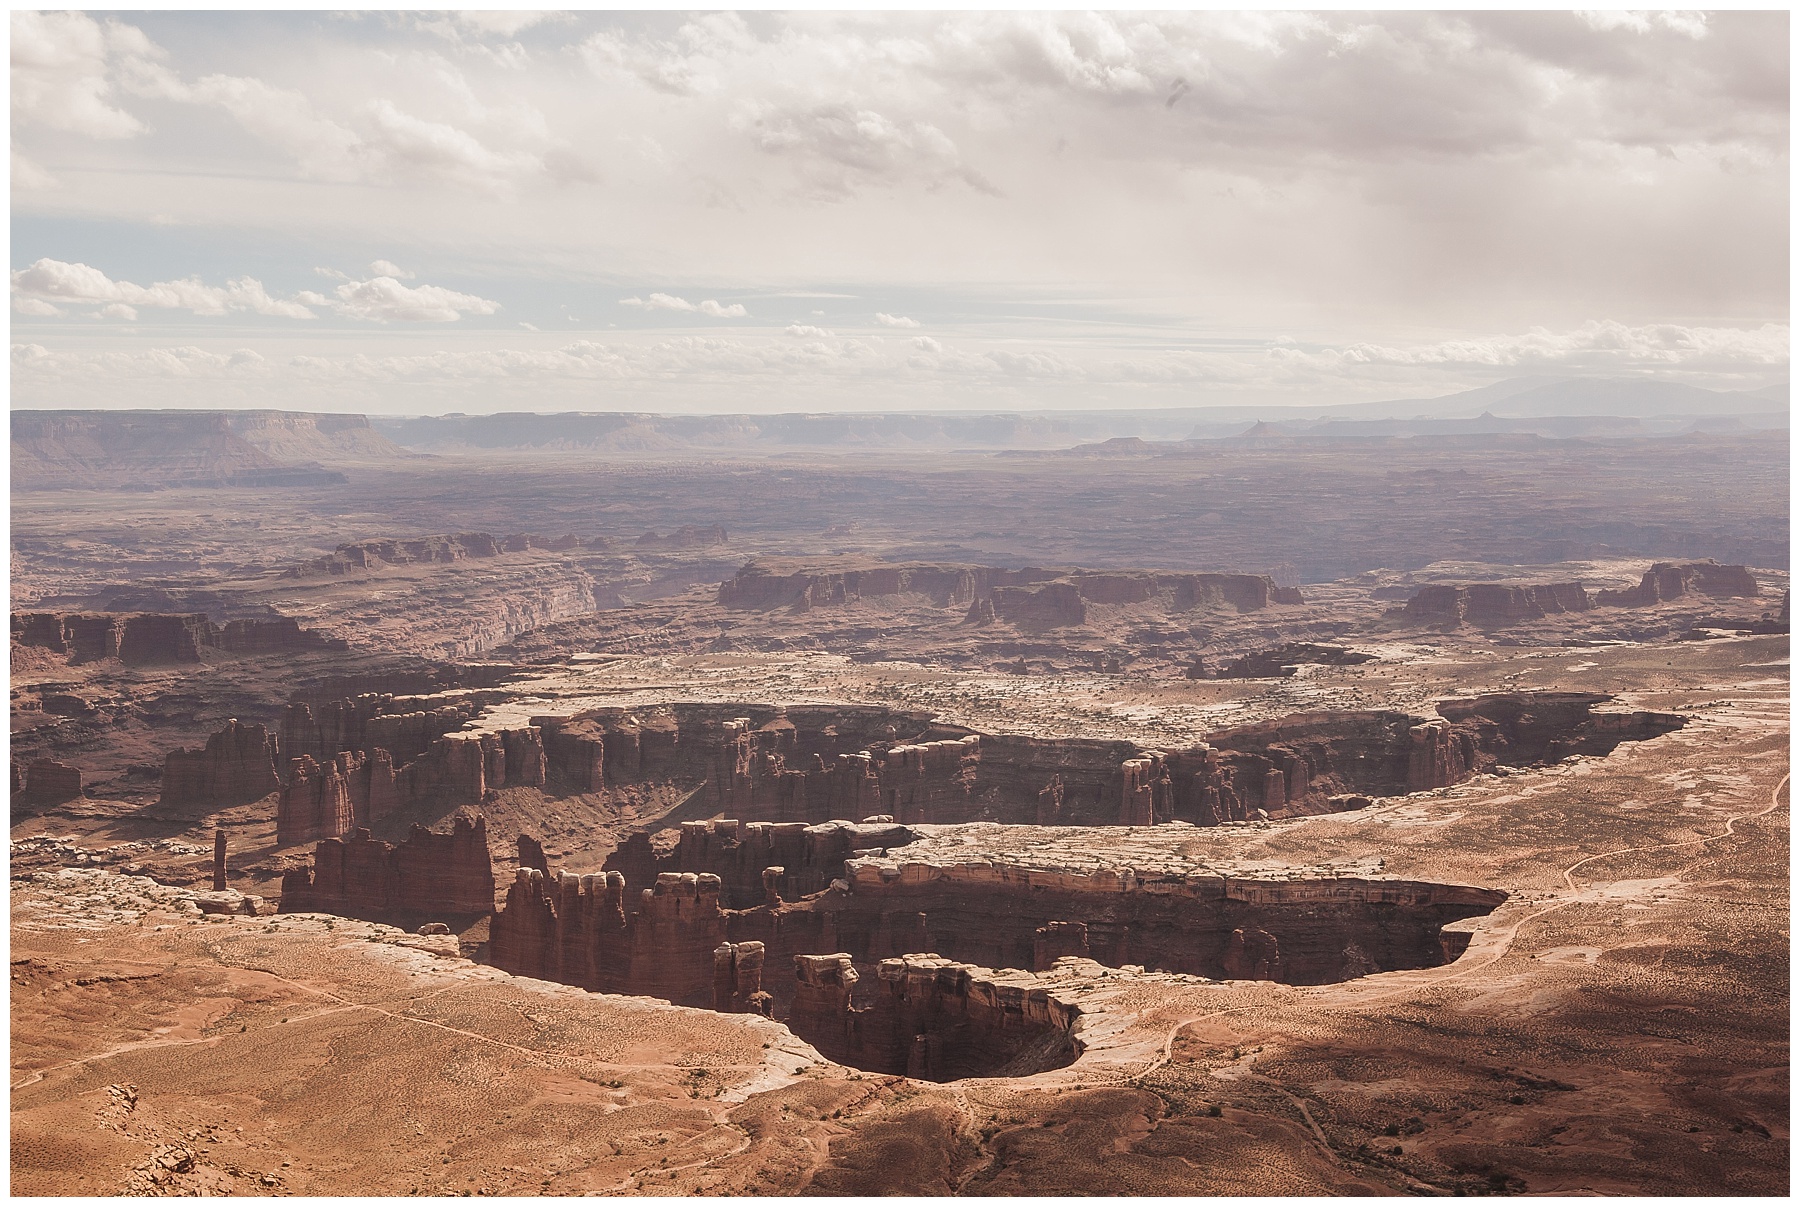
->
{"left": 602, "top": 818, "right": 916, "bottom": 908}
{"left": 786, "top": 954, "right": 1083, "bottom": 1081}
{"left": 519, "top": 694, "right": 1681, "bottom": 832}
{"left": 11, "top": 611, "right": 342, "bottom": 662}
{"left": 279, "top": 816, "right": 495, "bottom": 924}
{"left": 1401, "top": 582, "right": 1591, "bottom": 627}
{"left": 1595, "top": 559, "right": 1760, "bottom": 606}
{"left": 160, "top": 719, "right": 280, "bottom": 808}
{"left": 274, "top": 728, "right": 545, "bottom": 847}
{"left": 14, "top": 759, "right": 82, "bottom": 804}
{"left": 488, "top": 868, "right": 725, "bottom": 1007}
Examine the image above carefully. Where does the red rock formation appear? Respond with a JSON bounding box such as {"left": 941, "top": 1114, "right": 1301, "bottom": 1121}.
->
{"left": 523, "top": 696, "right": 1674, "bottom": 837}
{"left": 277, "top": 749, "right": 398, "bottom": 847}
{"left": 488, "top": 866, "right": 725, "bottom": 1007}
{"left": 829, "top": 854, "right": 1508, "bottom": 986}
{"left": 1596, "top": 560, "right": 1760, "bottom": 607}
{"left": 281, "top": 695, "right": 477, "bottom": 766}
{"left": 13, "top": 611, "right": 337, "bottom": 661}
{"left": 213, "top": 617, "right": 344, "bottom": 653}
{"left": 517, "top": 834, "right": 550, "bottom": 875}
{"left": 213, "top": 829, "right": 228, "bottom": 892}
{"left": 160, "top": 719, "right": 281, "bottom": 808}
{"left": 282, "top": 532, "right": 505, "bottom": 577}
{"left": 785, "top": 954, "right": 1082, "bottom": 1081}
{"left": 17, "top": 759, "right": 82, "bottom": 804}
{"left": 279, "top": 815, "right": 495, "bottom": 923}
{"left": 713, "top": 941, "right": 770, "bottom": 1014}
{"left": 991, "top": 582, "right": 1086, "bottom": 628}
{"left": 1401, "top": 582, "right": 1591, "bottom": 627}
{"left": 604, "top": 817, "right": 917, "bottom": 908}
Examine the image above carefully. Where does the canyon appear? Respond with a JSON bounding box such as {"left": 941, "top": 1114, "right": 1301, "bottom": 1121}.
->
{"left": 9, "top": 404, "right": 1787, "bottom": 1197}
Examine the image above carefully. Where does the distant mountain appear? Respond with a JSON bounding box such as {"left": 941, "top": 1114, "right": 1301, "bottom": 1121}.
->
{"left": 1328, "top": 376, "right": 1788, "bottom": 421}
{"left": 10, "top": 410, "right": 408, "bottom": 491}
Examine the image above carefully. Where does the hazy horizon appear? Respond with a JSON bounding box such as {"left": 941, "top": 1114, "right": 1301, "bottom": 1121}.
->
{"left": 12, "top": 10, "right": 1790, "bottom": 415}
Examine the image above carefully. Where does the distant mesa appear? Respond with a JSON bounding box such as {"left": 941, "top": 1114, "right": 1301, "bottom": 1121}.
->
{"left": 716, "top": 560, "right": 1303, "bottom": 621}
{"left": 12, "top": 611, "right": 343, "bottom": 663}
{"left": 1594, "top": 560, "right": 1759, "bottom": 607}
{"left": 10, "top": 409, "right": 410, "bottom": 491}
{"left": 1401, "top": 582, "right": 1592, "bottom": 627}
{"left": 12, "top": 759, "right": 82, "bottom": 809}
{"left": 275, "top": 527, "right": 725, "bottom": 579}
{"left": 1392, "top": 560, "right": 1759, "bottom": 628}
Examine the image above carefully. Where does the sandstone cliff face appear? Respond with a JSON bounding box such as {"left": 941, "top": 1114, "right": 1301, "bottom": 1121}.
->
{"left": 279, "top": 815, "right": 495, "bottom": 924}
{"left": 518, "top": 694, "right": 1681, "bottom": 836}
{"left": 488, "top": 867, "right": 725, "bottom": 1007}
{"left": 273, "top": 728, "right": 544, "bottom": 847}
{"left": 991, "top": 582, "right": 1086, "bottom": 628}
{"left": 11, "top": 409, "right": 352, "bottom": 490}
{"left": 782, "top": 951, "right": 1063, "bottom": 1080}
{"left": 601, "top": 817, "right": 917, "bottom": 908}
{"left": 823, "top": 853, "right": 1508, "bottom": 987}
{"left": 1401, "top": 582, "right": 1592, "bottom": 627}
{"left": 16, "top": 759, "right": 82, "bottom": 804}
{"left": 1595, "top": 560, "right": 1760, "bottom": 607}
{"left": 161, "top": 719, "right": 280, "bottom": 808}
{"left": 13, "top": 611, "right": 341, "bottom": 663}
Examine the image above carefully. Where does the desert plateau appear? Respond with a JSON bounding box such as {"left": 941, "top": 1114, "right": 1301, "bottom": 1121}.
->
{"left": 10, "top": 8, "right": 1790, "bottom": 1199}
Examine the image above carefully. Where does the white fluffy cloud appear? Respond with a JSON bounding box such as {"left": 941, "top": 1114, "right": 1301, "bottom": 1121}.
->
{"left": 10, "top": 258, "right": 316, "bottom": 320}
{"left": 1275, "top": 321, "right": 1791, "bottom": 373}
{"left": 328, "top": 276, "right": 500, "bottom": 323}
{"left": 619, "top": 293, "right": 748, "bottom": 318}
{"left": 875, "top": 313, "right": 920, "bottom": 328}
{"left": 10, "top": 11, "right": 152, "bottom": 139}
{"left": 10, "top": 258, "right": 502, "bottom": 325}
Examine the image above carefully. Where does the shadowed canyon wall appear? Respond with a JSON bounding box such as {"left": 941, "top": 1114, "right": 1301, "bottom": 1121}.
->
{"left": 279, "top": 815, "right": 495, "bottom": 925}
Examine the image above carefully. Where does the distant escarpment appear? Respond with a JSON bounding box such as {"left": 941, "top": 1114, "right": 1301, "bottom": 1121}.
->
{"left": 1399, "top": 582, "right": 1592, "bottom": 627}
{"left": 1595, "top": 560, "right": 1760, "bottom": 607}
{"left": 717, "top": 560, "right": 1304, "bottom": 621}
{"left": 12, "top": 611, "right": 343, "bottom": 664}
{"left": 10, "top": 409, "right": 405, "bottom": 490}
{"left": 1393, "top": 561, "right": 1763, "bottom": 629}
{"left": 284, "top": 532, "right": 601, "bottom": 577}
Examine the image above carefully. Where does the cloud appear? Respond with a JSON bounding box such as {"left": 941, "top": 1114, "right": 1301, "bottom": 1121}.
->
{"left": 619, "top": 293, "right": 748, "bottom": 318}
{"left": 876, "top": 312, "right": 920, "bottom": 328}
{"left": 10, "top": 258, "right": 317, "bottom": 319}
{"left": 370, "top": 260, "right": 415, "bottom": 279}
{"left": 785, "top": 324, "right": 834, "bottom": 337}
{"left": 97, "top": 303, "right": 138, "bottom": 321}
{"left": 14, "top": 296, "right": 62, "bottom": 317}
{"left": 330, "top": 276, "right": 500, "bottom": 323}
{"left": 10, "top": 10, "right": 153, "bottom": 139}
{"left": 1274, "top": 320, "right": 1790, "bottom": 373}
{"left": 1576, "top": 11, "right": 1709, "bottom": 39}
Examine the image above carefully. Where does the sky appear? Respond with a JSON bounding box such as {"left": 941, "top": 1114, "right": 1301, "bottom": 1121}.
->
{"left": 9, "top": 9, "right": 1790, "bottom": 415}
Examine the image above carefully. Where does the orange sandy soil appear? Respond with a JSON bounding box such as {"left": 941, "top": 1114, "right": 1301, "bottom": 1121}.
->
{"left": 11, "top": 635, "right": 1788, "bottom": 1196}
